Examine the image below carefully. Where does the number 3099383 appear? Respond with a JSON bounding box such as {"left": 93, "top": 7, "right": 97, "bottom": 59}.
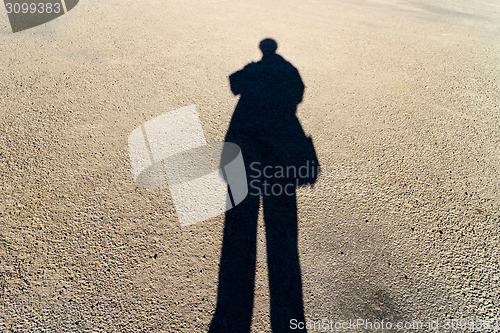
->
{"left": 5, "top": 2, "right": 62, "bottom": 14}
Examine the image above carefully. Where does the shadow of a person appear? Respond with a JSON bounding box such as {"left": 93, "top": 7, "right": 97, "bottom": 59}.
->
{"left": 210, "top": 39, "right": 318, "bottom": 333}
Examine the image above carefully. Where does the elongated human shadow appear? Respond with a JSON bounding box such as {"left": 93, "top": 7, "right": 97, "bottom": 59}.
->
{"left": 210, "top": 39, "right": 319, "bottom": 333}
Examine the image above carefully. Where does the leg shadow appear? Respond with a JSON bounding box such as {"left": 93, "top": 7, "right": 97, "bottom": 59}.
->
{"left": 264, "top": 191, "right": 306, "bottom": 332}
{"left": 209, "top": 195, "right": 260, "bottom": 333}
